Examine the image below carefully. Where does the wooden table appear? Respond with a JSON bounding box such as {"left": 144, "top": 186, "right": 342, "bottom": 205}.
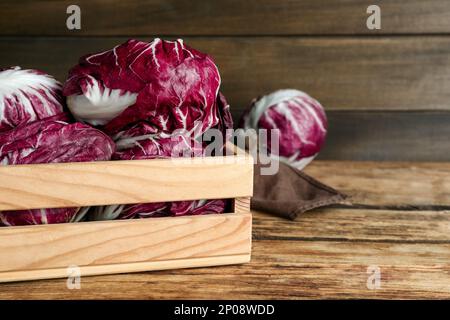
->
{"left": 1, "top": 160, "right": 450, "bottom": 299}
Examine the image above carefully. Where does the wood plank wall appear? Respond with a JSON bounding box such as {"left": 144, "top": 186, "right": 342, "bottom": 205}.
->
{"left": 1, "top": 0, "right": 449, "bottom": 161}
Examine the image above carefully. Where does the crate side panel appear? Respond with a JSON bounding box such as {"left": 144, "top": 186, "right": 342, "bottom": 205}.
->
{"left": 0, "top": 213, "right": 252, "bottom": 273}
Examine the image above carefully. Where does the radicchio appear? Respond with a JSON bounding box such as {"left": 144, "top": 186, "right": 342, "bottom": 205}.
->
{"left": 0, "top": 117, "right": 115, "bottom": 226}
{"left": 0, "top": 67, "right": 65, "bottom": 133}
{"left": 64, "top": 39, "right": 233, "bottom": 220}
{"left": 0, "top": 207, "right": 90, "bottom": 227}
{"left": 90, "top": 199, "right": 227, "bottom": 221}
{"left": 112, "top": 92, "right": 232, "bottom": 160}
{"left": 63, "top": 38, "right": 222, "bottom": 137}
{"left": 239, "top": 89, "right": 327, "bottom": 170}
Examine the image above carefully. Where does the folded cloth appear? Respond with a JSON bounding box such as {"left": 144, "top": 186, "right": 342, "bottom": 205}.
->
{"left": 252, "top": 161, "right": 347, "bottom": 220}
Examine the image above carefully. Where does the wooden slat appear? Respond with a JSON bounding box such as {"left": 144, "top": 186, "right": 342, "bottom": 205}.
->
{"left": 2, "top": 37, "right": 450, "bottom": 112}
{"left": 318, "top": 111, "right": 450, "bottom": 161}
{"left": 0, "top": 156, "right": 253, "bottom": 211}
{"left": 0, "top": 255, "right": 251, "bottom": 284}
{"left": 253, "top": 209, "right": 450, "bottom": 242}
{"left": 1, "top": 239, "right": 450, "bottom": 299}
{"left": 1, "top": 0, "right": 450, "bottom": 36}
{"left": 0, "top": 212, "right": 252, "bottom": 282}
{"left": 304, "top": 161, "right": 450, "bottom": 206}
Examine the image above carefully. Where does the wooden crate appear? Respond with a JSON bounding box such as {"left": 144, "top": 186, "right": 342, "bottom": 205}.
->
{"left": 0, "top": 146, "right": 253, "bottom": 282}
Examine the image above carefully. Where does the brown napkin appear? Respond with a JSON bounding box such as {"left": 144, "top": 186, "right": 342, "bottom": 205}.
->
{"left": 252, "top": 161, "right": 348, "bottom": 220}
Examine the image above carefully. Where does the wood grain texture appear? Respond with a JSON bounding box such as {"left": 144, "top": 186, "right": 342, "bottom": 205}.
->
{"left": 234, "top": 197, "right": 252, "bottom": 214}
{"left": 0, "top": 212, "right": 252, "bottom": 282}
{"left": 2, "top": 239, "right": 450, "bottom": 299}
{"left": 253, "top": 209, "right": 450, "bottom": 242}
{"left": 1, "top": 0, "right": 450, "bottom": 35}
{"left": 2, "top": 37, "right": 450, "bottom": 112}
{"left": 1, "top": 161, "right": 450, "bottom": 298}
{"left": 317, "top": 111, "right": 450, "bottom": 161}
{"left": 2, "top": 255, "right": 252, "bottom": 284}
{"left": 304, "top": 161, "right": 450, "bottom": 207}
{"left": 0, "top": 155, "right": 253, "bottom": 210}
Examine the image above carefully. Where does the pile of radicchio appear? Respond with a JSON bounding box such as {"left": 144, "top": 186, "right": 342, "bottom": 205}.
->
{"left": 63, "top": 38, "right": 233, "bottom": 219}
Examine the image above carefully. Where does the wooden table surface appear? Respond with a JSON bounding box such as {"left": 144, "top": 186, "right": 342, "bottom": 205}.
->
{"left": 1, "top": 160, "right": 450, "bottom": 299}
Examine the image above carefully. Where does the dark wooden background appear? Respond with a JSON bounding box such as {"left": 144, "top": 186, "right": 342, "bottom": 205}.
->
{"left": 1, "top": 0, "right": 449, "bottom": 161}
